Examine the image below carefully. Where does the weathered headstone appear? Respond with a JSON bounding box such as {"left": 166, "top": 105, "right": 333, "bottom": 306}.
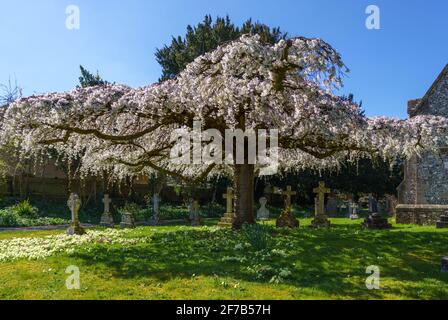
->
{"left": 362, "top": 212, "right": 392, "bottom": 229}
{"left": 326, "top": 195, "right": 338, "bottom": 217}
{"left": 276, "top": 186, "right": 299, "bottom": 228}
{"left": 436, "top": 211, "right": 448, "bottom": 228}
{"left": 191, "top": 200, "right": 203, "bottom": 226}
{"left": 368, "top": 194, "right": 378, "bottom": 213}
{"left": 311, "top": 182, "right": 331, "bottom": 228}
{"left": 442, "top": 256, "right": 448, "bottom": 273}
{"left": 347, "top": 200, "right": 353, "bottom": 217}
{"left": 188, "top": 198, "right": 195, "bottom": 222}
{"left": 120, "top": 211, "right": 135, "bottom": 228}
{"left": 151, "top": 193, "right": 161, "bottom": 226}
{"left": 100, "top": 194, "right": 114, "bottom": 227}
{"left": 218, "top": 187, "right": 235, "bottom": 228}
{"left": 67, "top": 193, "right": 85, "bottom": 235}
{"left": 257, "top": 197, "right": 270, "bottom": 220}
{"left": 350, "top": 202, "right": 359, "bottom": 219}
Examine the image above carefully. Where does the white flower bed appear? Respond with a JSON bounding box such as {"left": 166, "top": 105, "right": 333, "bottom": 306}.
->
{"left": 0, "top": 229, "right": 149, "bottom": 262}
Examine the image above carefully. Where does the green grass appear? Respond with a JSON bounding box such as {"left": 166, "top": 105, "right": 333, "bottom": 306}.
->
{"left": 0, "top": 218, "right": 447, "bottom": 300}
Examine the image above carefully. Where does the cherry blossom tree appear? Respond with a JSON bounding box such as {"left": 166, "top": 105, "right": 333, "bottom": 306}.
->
{"left": 2, "top": 35, "right": 447, "bottom": 229}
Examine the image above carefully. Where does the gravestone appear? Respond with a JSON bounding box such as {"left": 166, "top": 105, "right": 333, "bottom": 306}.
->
{"left": 188, "top": 198, "right": 195, "bottom": 222}
{"left": 218, "top": 187, "right": 235, "bottom": 228}
{"left": 368, "top": 194, "right": 378, "bottom": 213}
{"left": 436, "top": 211, "right": 448, "bottom": 228}
{"left": 362, "top": 213, "right": 392, "bottom": 230}
{"left": 257, "top": 197, "right": 270, "bottom": 220}
{"left": 311, "top": 182, "right": 331, "bottom": 228}
{"left": 150, "top": 193, "right": 161, "bottom": 226}
{"left": 442, "top": 257, "right": 448, "bottom": 273}
{"left": 191, "top": 201, "right": 204, "bottom": 226}
{"left": 120, "top": 211, "right": 135, "bottom": 228}
{"left": 100, "top": 194, "right": 114, "bottom": 227}
{"left": 350, "top": 202, "right": 359, "bottom": 219}
{"left": 276, "top": 186, "right": 299, "bottom": 228}
{"left": 347, "top": 200, "right": 353, "bottom": 217}
{"left": 326, "top": 195, "right": 338, "bottom": 217}
{"left": 66, "top": 193, "right": 85, "bottom": 235}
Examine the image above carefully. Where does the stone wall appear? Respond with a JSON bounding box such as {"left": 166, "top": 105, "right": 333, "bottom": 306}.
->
{"left": 397, "top": 65, "right": 448, "bottom": 226}
{"left": 396, "top": 204, "right": 448, "bottom": 225}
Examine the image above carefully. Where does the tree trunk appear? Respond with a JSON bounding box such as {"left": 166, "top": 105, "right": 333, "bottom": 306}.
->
{"left": 233, "top": 163, "right": 255, "bottom": 229}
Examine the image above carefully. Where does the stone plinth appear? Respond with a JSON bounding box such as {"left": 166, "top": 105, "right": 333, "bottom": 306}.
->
{"left": 362, "top": 213, "right": 392, "bottom": 230}
{"left": 276, "top": 208, "right": 299, "bottom": 228}
{"left": 67, "top": 224, "right": 86, "bottom": 236}
{"left": 311, "top": 215, "right": 331, "bottom": 228}
{"left": 396, "top": 204, "right": 448, "bottom": 225}
{"left": 218, "top": 212, "right": 235, "bottom": 228}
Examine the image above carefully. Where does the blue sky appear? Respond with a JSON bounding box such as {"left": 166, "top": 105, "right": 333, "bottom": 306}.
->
{"left": 0, "top": 0, "right": 447, "bottom": 118}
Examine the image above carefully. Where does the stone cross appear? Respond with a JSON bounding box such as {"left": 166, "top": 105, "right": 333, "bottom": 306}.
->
{"left": 103, "top": 194, "right": 111, "bottom": 213}
{"left": 100, "top": 194, "right": 114, "bottom": 227}
{"left": 68, "top": 193, "right": 81, "bottom": 224}
{"left": 283, "top": 186, "right": 296, "bottom": 208}
{"left": 223, "top": 187, "right": 234, "bottom": 213}
{"left": 67, "top": 193, "right": 85, "bottom": 235}
{"left": 313, "top": 182, "right": 330, "bottom": 216}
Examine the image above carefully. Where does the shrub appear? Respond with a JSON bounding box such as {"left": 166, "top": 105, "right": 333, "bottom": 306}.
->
{"left": 12, "top": 200, "right": 39, "bottom": 218}
{"left": 0, "top": 208, "right": 20, "bottom": 226}
{"left": 241, "top": 224, "right": 272, "bottom": 251}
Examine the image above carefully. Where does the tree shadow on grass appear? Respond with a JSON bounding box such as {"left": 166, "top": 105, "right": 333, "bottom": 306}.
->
{"left": 70, "top": 222, "right": 448, "bottom": 299}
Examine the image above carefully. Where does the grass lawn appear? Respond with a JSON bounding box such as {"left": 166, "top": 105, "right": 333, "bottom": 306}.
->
{"left": 0, "top": 218, "right": 447, "bottom": 300}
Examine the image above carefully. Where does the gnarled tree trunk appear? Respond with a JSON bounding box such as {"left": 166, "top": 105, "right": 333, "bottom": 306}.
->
{"left": 233, "top": 163, "right": 255, "bottom": 229}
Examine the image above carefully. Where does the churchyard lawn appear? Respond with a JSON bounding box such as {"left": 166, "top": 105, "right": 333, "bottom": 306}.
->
{"left": 0, "top": 219, "right": 447, "bottom": 300}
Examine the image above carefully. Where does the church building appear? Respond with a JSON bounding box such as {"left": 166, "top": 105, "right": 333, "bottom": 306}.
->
{"left": 396, "top": 64, "right": 448, "bottom": 224}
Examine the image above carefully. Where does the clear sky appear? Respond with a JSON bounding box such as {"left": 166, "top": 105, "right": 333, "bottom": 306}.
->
{"left": 0, "top": 0, "right": 447, "bottom": 118}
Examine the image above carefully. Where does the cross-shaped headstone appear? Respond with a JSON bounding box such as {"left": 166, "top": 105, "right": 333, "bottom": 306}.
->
{"left": 102, "top": 194, "right": 111, "bottom": 213}
{"left": 223, "top": 187, "right": 234, "bottom": 213}
{"left": 67, "top": 193, "right": 81, "bottom": 224}
{"left": 283, "top": 186, "right": 296, "bottom": 208}
{"left": 313, "top": 181, "right": 330, "bottom": 216}
{"left": 67, "top": 193, "right": 85, "bottom": 235}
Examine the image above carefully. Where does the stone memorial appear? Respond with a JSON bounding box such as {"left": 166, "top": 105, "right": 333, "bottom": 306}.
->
{"left": 151, "top": 193, "right": 161, "bottom": 226}
{"left": 436, "top": 211, "right": 448, "bottom": 228}
{"left": 362, "top": 212, "right": 392, "bottom": 229}
{"left": 442, "top": 256, "right": 448, "bottom": 273}
{"left": 368, "top": 194, "right": 378, "bottom": 213}
{"left": 276, "top": 186, "right": 299, "bottom": 228}
{"left": 100, "top": 194, "right": 114, "bottom": 227}
{"left": 67, "top": 193, "right": 86, "bottom": 235}
{"left": 219, "top": 187, "right": 235, "bottom": 228}
{"left": 350, "top": 202, "right": 359, "bottom": 219}
{"left": 257, "top": 197, "right": 270, "bottom": 220}
{"left": 120, "top": 211, "right": 135, "bottom": 228}
{"left": 311, "top": 182, "right": 331, "bottom": 228}
{"left": 325, "top": 195, "right": 338, "bottom": 217}
{"left": 191, "top": 200, "right": 204, "bottom": 226}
